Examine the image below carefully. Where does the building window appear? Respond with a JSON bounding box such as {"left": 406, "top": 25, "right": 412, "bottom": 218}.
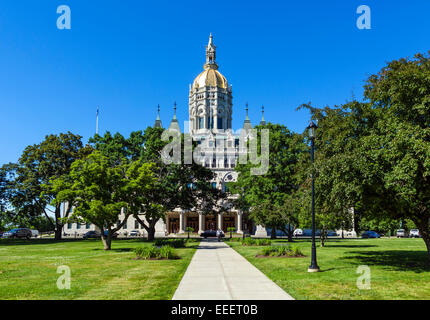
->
{"left": 224, "top": 158, "right": 228, "bottom": 168}
{"left": 198, "top": 117, "right": 204, "bottom": 129}
{"left": 235, "top": 139, "right": 239, "bottom": 147}
{"left": 208, "top": 117, "right": 214, "bottom": 129}
{"left": 86, "top": 223, "right": 90, "bottom": 229}
{"left": 76, "top": 223, "right": 81, "bottom": 229}
{"left": 228, "top": 141, "right": 232, "bottom": 148}
{"left": 123, "top": 221, "right": 127, "bottom": 229}
{"left": 209, "top": 141, "right": 214, "bottom": 148}
{"left": 212, "top": 182, "right": 217, "bottom": 189}
{"left": 67, "top": 223, "right": 72, "bottom": 229}
{"left": 217, "top": 117, "right": 223, "bottom": 129}
{"left": 135, "top": 220, "right": 139, "bottom": 229}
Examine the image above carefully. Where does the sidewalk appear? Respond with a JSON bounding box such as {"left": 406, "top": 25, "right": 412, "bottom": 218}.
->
{"left": 172, "top": 239, "right": 294, "bottom": 300}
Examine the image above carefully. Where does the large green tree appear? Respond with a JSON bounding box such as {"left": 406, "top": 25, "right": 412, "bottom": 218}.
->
{"left": 4, "top": 133, "right": 90, "bottom": 239}
{"left": 54, "top": 151, "right": 156, "bottom": 249}
{"left": 87, "top": 128, "right": 224, "bottom": 241}
{"left": 305, "top": 52, "right": 430, "bottom": 263}
{"left": 232, "top": 123, "right": 306, "bottom": 239}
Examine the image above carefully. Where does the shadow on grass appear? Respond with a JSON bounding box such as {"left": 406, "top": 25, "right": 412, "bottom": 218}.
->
{"left": 342, "top": 250, "right": 430, "bottom": 273}
{"left": 323, "top": 244, "right": 377, "bottom": 248}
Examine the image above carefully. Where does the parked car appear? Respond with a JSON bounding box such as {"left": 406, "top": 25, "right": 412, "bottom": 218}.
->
{"left": 409, "top": 229, "right": 420, "bottom": 238}
{"left": 327, "top": 230, "right": 338, "bottom": 237}
{"left": 83, "top": 231, "right": 101, "bottom": 239}
{"left": 302, "top": 229, "right": 321, "bottom": 237}
{"left": 293, "top": 229, "right": 303, "bottom": 237}
{"left": 200, "top": 230, "right": 224, "bottom": 238}
{"left": 396, "top": 229, "right": 408, "bottom": 238}
{"left": 361, "top": 231, "right": 380, "bottom": 238}
{"left": 2, "top": 228, "right": 32, "bottom": 239}
{"left": 104, "top": 230, "right": 118, "bottom": 239}
{"left": 129, "top": 230, "right": 141, "bottom": 237}
{"left": 30, "top": 230, "right": 39, "bottom": 238}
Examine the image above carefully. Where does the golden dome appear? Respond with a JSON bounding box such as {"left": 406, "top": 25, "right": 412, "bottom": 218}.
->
{"left": 192, "top": 68, "right": 228, "bottom": 90}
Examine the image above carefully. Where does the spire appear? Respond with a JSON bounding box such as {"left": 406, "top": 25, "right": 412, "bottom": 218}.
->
{"left": 260, "top": 105, "right": 266, "bottom": 125}
{"left": 243, "top": 103, "right": 252, "bottom": 130}
{"left": 168, "top": 101, "right": 181, "bottom": 132}
{"left": 204, "top": 33, "right": 218, "bottom": 70}
{"left": 154, "top": 104, "right": 162, "bottom": 128}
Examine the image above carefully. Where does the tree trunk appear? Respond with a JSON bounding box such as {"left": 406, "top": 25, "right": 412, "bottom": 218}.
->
{"left": 147, "top": 227, "right": 156, "bottom": 241}
{"left": 54, "top": 205, "right": 62, "bottom": 240}
{"left": 270, "top": 227, "right": 276, "bottom": 239}
{"left": 422, "top": 235, "right": 430, "bottom": 266}
{"left": 287, "top": 225, "right": 293, "bottom": 242}
{"left": 101, "top": 232, "right": 112, "bottom": 250}
{"left": 415, "top": 217, "right": 430, "bottom": 266}
{"left": 320, "top": 229, "right": 327, "bottom": 247}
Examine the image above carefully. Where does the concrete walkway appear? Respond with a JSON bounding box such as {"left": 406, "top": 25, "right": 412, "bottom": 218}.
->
{"left": 172, "top": 239, "right": 294, "bottom": 300}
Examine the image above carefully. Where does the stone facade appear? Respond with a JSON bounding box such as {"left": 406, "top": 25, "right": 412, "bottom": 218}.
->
{"left": 62, "top": 34, "right": 266, "bottom": 238}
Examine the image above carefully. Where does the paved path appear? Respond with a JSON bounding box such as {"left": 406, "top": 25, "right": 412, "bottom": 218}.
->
{"left": 172, "top": 239, "right": 294, "bottom": 300}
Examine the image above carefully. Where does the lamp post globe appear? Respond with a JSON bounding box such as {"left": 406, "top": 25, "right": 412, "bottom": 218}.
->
{"left": 307, "top": 120, "right": 320, "bottom": 273}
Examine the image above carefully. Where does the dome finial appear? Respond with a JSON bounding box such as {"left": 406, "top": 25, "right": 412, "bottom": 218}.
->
{"left": 173, "top": 101, "right": 177, "bottom": 119}
{"left": 154, "top": 104, "right": 162, "bottom": 128}
{"left": 243, "top": 102, "right": 252, "bottom": 130}
{"left": 260, "top": 105, "right": 266, "bottom": 125}
{"left": 204, "top": 33, "right": 217, "bottom": 69}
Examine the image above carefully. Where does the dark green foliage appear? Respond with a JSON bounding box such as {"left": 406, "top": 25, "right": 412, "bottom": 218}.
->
{"left": 154, "top": 238, "right": 186, "bottom": 248}
{"left": 134, "top": 245, "right": 177, "bottom": 260}
{"left": 241, "top": 238, "right": 271, "bottom": 246}
{"left": 260, "top": 245, "right": 304, "bottom": 257}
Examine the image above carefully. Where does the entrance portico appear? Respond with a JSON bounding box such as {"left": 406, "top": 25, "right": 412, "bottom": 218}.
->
{"left": 166, "top": 210, "right": 246, "bottom": 235}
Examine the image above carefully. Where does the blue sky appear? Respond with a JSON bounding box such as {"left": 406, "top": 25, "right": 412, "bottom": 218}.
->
{"left": 0, "top": 0, "right": 429, "bottom": 164}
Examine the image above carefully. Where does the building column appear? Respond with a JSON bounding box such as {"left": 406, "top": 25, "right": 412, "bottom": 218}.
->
{"left": 237, "top": 211, "right": 243, "bottom": 234}
{"left": 179, "top": 211, "right": 185, "bottom": 234}
{"left": 217, "top": 213, "right": 223, "bottom": 231}
{"left": 198, "top": 212, "right": 204, "bottom": 234}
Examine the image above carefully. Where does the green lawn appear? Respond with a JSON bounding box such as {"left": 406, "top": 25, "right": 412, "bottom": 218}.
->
{"left": 228, "top": 238, "right": 430, "bottom": 300}
{"left": 0, "top": 238, "right": 197, "bottom": 300}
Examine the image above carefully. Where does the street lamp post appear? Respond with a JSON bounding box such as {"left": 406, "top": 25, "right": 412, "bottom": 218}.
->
{"left": 307, "top": 120, "right": 320, "bottom": 273}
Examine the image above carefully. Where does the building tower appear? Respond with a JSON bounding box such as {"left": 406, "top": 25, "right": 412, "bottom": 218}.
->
{"left": 189, "top": 34, "right": 233, "bottom": 135}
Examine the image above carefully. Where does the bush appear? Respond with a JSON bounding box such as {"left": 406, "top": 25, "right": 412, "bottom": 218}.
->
{"left": 134, "top": 245, "right": 178, "bottom": 260}
{"left": 258, "top": 245, "right": 304, "bottom": 257}
{"left": 241, "top": 238, "right": 271, "bottom": 246}
{"left": 154, "top": 239, "right": 186, "bottom": 248}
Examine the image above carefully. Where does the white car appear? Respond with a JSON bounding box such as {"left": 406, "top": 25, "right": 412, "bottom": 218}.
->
{"left": 409, "top": 229, "right": 420, "bottom": 238}
{"left": 129, "top": 230, "right": 141, "bottom": 237}
{"left": 396, "top": 229, "right": 407, "bottom": 238}
{"left": 293, "top": 229, "right": 303, "bottom": 237}
{"left": 30, "top": 230, "right": 39, "bottom": 238}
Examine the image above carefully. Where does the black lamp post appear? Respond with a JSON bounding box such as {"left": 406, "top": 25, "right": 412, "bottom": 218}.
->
{"left": 307, "top": 120, "right": 320, "bottom": 273}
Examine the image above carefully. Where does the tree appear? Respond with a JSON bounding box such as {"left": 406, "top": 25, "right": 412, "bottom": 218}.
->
{"left": 54, "top": 151, "right": 155, "bottom": 250}
{"left": 302, "top": 52, "right": 430, "bottom": 263}
{"left": 231, "top": 123, "right": 306, "bottom": 239}
{"left": 4, "top": 133, "right": 91, "bottom": 240}
{"left": 88, "top": 128, "right": 224, "bottom": 241}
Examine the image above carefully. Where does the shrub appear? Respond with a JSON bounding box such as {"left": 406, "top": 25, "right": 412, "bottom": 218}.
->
{"left": 241, "top": 238, "right": 271, "bottom": 246}
{"left": 159, "top": 245, "right": 177, "bottom": 259}
{"left": 154, "top": 239, "right": 186, "bottom": 248}
{"left": 134, "top": 245, "right": 178, "bottom": 260}
{"left": 258, "top": 245, "right": 304, "bottom": 257}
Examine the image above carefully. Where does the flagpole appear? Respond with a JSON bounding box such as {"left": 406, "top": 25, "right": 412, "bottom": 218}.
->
{"left": 96, "top": 106, "right": 99, "bottom": 135}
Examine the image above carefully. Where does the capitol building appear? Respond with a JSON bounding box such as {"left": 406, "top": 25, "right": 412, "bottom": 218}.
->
{"left": 63, "top": 34, "right": 267, "bottom": 238}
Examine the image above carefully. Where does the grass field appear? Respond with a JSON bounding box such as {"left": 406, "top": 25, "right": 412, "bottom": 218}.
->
{"left": 228, "top": 238, "right": 430, "bottom": 300}
{"left": 0, "top": 238, "right": 197, "bottom": 300}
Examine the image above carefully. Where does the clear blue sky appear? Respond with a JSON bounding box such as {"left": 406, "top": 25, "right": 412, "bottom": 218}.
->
{"left": 0, "top": 0, "right": 429, "bottom": 165}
